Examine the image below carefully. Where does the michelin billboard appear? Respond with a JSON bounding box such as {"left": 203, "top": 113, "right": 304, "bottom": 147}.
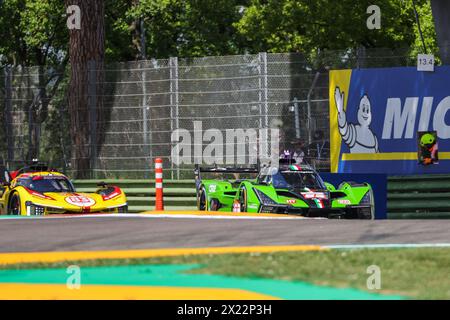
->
{"left": 330, "top": 66, "right": 450, "bottom": 174}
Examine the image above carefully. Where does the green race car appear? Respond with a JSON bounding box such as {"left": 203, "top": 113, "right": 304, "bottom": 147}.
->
{"left": 194, "top": 162, "right": 374, "bottom": 219}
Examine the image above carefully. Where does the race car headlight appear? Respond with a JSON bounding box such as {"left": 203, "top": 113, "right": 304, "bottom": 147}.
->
{"left": 25, "top": 201, "right": 45, "bottom": 216}
{"left": 253, "top": 188, "right": 277, "bottom": 205}
{"left": 360, "top": 190, "right": 373, "bottom": 205}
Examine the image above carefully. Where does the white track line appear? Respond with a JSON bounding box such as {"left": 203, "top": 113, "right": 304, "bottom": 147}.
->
{"left": 324, "top": 244, "right": 450, "bottom": 249}
{"left": 0, "top": 213, "right": 318, "bottom": 220}
{"left": 135, "top": 214, "right": 318, "bottom": 220}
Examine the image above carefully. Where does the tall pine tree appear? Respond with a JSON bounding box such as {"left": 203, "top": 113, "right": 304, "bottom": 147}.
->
{"left": 66, "top": 0, "right": 105, "bottom": 178}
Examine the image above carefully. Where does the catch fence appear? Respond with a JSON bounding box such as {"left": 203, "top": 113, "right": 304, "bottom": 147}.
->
{"left": 0, "top": 48, "right": 415, "bottom": 178}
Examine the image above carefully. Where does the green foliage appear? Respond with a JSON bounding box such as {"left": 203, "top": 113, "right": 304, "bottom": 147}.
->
{"left": 235, "top": 0, "right": 437, "bottom": 60}
{"left": 128, "top": 0, "right": 248, "bottom": 58}
{"left": 0, "top": 0, "right": 439, "bottom": 64}
{"left": 0, "top": 0, "right": 67, "bottom": 66}
{"left": 0, "top": 0, "right": 26, "bottom": 65}
{"left": 408, "top": 0, "right": 439, "bottom": 59}
{"left": 104, "top": 0, "right": 138, "bottom": 62}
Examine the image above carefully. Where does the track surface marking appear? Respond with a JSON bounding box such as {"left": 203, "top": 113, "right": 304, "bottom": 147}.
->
{"left": 0, "top": 283, "right": 277, "bottom": 300}
{"left": 0, "top": 245, "right": 323, "bottom": 265}
{"left": 0, "top": 215, "right": 449, "bottom": 252}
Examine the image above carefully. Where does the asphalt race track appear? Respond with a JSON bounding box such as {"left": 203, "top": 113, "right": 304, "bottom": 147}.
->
{"left": 0, "top": 215, "right": 449, "bottom": 253}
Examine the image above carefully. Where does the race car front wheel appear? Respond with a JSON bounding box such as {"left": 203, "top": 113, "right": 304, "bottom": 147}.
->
{"left": 197, "top": 186, "right": 207, "bottom": 211}
{"left": 9, "top": 193, "right": 21, "bottom": 215}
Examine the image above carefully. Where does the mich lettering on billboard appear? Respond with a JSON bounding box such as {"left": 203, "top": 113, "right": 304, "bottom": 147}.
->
{"left": 330, "top": 66, "right": 450, "bottom": 174}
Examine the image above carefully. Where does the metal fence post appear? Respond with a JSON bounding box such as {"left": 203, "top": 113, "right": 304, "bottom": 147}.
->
{"left": 169, "top": 56, "right": 179, "bottom": 180}
{"left": 4, "top": 66, "right": 13, "bottom": 168}
{"left": 357, "top": 46, "right": 366, "bottom": 69}
{"left": 293, "top": 97, "right": 300, "bottom": 139}
{"left": 27, "top": 92, "right": 33, "bottom": 161}
{"left": 258, "top": 52, "right": 269, "bottom": 129}
{"left": 169, "top": 58, "right": 174, "bottom": 180}
{"left": 142, "top": 61, "right": 148, "bottom": 160}
{"left": 87, "top": 60, "right": 97, "bottom": 179}
{"left": 307, "top": 72, "right": 320, "bottom": 145}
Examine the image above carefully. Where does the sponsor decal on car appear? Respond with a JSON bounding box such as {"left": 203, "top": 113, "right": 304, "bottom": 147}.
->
{"left": 313, "top": 198, "right": 325, "bottom": 208}
{"left": 301, "top": 192, "right": 327, "bottom": 199}
{"left": 286, "top": 199, "right": 297, "bottom": 204}
{"left": 65, "top": 195, "right": 96, "bottom": 207}
{"left": 337, "top": 199, "right": 351, "bottom": 205}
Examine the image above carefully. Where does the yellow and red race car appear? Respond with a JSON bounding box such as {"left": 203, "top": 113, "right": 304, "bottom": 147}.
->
{"left": 0, "top": 163, "right": 127, "bottom": 215}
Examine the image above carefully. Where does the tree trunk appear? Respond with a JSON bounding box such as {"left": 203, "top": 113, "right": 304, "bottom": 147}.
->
{"left": 66, "top": 0, "right": 105, "bottom": 178}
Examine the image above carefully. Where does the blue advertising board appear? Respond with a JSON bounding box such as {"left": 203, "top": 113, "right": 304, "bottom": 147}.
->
{"left": 330, "top": 66, "right": 450, "bottom": 174}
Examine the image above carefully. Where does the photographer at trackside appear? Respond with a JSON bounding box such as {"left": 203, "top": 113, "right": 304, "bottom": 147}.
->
{"left": 279, "top": 138, "right": 305, "bottom": 165}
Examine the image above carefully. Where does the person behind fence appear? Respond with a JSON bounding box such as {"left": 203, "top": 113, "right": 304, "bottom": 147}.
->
{"left": 307, "top": 130, "right": 329, "bottom": 161}
{"left": 279, "top": 139, "right": 305, "bottom": 165}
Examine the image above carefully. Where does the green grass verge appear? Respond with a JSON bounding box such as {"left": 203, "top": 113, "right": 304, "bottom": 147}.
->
{"left": 2, "top": 248, "right": 449, "bottom": 299}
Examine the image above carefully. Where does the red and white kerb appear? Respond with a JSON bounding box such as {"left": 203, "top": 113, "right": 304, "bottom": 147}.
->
{"left": 155, "top": 158, "right": 164, "bottom": 211}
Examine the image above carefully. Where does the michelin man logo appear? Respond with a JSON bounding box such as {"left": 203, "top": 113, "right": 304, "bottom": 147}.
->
{"left": 334, "top": 87, "right": 379, "bottom": 153}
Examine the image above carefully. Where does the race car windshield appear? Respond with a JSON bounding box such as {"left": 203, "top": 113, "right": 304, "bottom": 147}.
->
{"left": 20, "top": 177, "right": 75, "bottom": 193}
{"left": 272, "top": 171, "right": 326, "bottom": 190}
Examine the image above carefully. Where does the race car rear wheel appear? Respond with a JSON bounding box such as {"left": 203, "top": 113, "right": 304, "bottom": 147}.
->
{"left": 239, "top": 187, "right": 248, "bottom": 212}
{"left": 358, "top": 189, "right": 375, "bottom": 220}
{"left": 197, "top": 186, "right": 207, "bottom": 211}
{"left": 9, "top": 193, "right": 21, "bottom": 215}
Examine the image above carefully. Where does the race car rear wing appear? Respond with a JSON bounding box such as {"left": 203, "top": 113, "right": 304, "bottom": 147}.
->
{"left": 193, "top": 159, "right": 299, "bottom": 181}
{"left": 194, "top": 164, "right": 259, "bottom": 182}
{"left": 1, "top": 159, "right": 57, "bottom": 182}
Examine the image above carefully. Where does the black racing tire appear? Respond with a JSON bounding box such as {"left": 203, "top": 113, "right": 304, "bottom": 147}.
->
{"left": 362, "top": 202, "right": 375, "bottom": 220}
{"left": 355, "top": 207, "right": 375, "bottom": 220}
{"left": 209, "top": 198, "right": 220, "bottom": 211}
{"left": 118, "top": 205, "right": 128, "bottom": 213}
{"left": 197, "top": 186, "right": 207, "bottom": 211}
{"left": 359, "top": 189, "right": 375, "bottom": 220}
{"left": 368, "top": 206, "right": 375, "bottom": 220}
{"left": 9, "top": 193, "right": 21, "bottom": 216}
{"left": 239, "top": 186, "right": 248, "bottom": 212}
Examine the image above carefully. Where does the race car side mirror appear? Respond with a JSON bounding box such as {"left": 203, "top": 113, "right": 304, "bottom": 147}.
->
{"left": 4, "top": 171, "right": 10, "bottom": 183}
{"left": 97, "top": 181, "right": 108, "bottom": 188}
{"left": 1, "top": 168, "right": 11, "bottom": 185}
{"left": 324, "top": 182, "right": 336, "bottom": 191}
